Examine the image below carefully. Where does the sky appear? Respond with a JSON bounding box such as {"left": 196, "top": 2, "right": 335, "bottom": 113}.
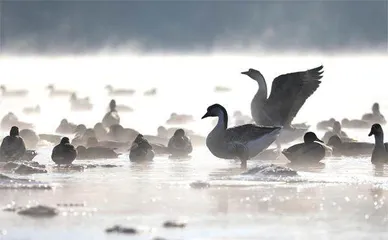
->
{"left": 0, "top": 0, "right": 387, "bottom": 55}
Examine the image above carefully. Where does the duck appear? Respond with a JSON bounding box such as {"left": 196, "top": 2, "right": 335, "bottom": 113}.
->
{"left": 201, "top": 103, "right": 281, "bottom": 168}
{"left": 144, "top": 88, "right": 157, "bottom": 96}
{"left": 214, "top": 86, "right": 231, "bottom": 93}
{"left": 76, "top": 145, "right": 119, "bottom": 160}
{"left": 69, "top": 93, "right": 93, "bottom": 111}
{"left": 341, "top": 118, "right": 370, "bottom": 129}
{"left": 22, "top": 105, "right": 40, "bottom": 115}
{"left": 317, "top": 118, "right": 336, "bottom": 131}
{"left": 51, "top": 137, "right": 77, "bottom": 164}
{"left": 1, "top": 112, "right": 34, "bottom": 131}
{"left": 19, "top": 129, "right": 39, "bottom": 149}
{"left": 362, "top": 103, "right": 386, "bottom": 125}
{"left": 55, "top": 119, "right": 77, "bottom": 134}
{"left": 368, "top": 123, "right": 388, "bottom": 164}
{"left": 105, "top": 85, "right": 135, "bottom": 96}
{"left": 129, "top": 134, "right": 155, "bottom": 162}
{"left": 282, "top": 132, "right": 327, "bottom": 163}
{"left": 0, "top": 126, "right": 26, "bottom": 162}
{"left": 241, "top": 65, "right": 323, "bottom": 147}
{"left": 0, "top": 85, "right": 28, "bottom": 97}
{"left": 166, "top": 113, "right": 194, "bottom": 125}
{"left": 322, "top": 121, "right": 352, "bottom": 143}
{"left": 327, "top": 135, "right": 373, "bottom": 157}
{"left": 167, "top": 129, "right": 193, "bottom": 158}
{"left": 46, "top": 84, "right": 73, "bottom": 97}
{"left": 102, "top": 99, "right": 120, "bottom": 128}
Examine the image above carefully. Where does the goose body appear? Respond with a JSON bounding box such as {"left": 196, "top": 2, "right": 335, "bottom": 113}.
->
{"left": 368, "top": 123, "right": 388, "bottom": 164}
{"left": 282, "top": 132, "right": 326, "bottom": 163}
{"left": 129, "top": 134, "right": 155, "bottom": 162}
{"left": 202, "top": 104, "right": 281, "bottom": 164}
{"left": 341, "top": 118, "right": 370, "bottom": 129}
{"left": 362, "top": 103, "right": 386, "bottom": 125}
{"left": 46, "top": 85, "right": 73, "bottom": 97}
{"left": 105, "top": 85, "right": 135, "bottom": 96}
{"left": 0, "top": 85, "right": 28, "bottom": 97}
{"left": 167, "top": 129, "right": 193, "bottom": 158}
{"left": 327, "top": 135, "right": 373, "bottom": 157}
{"left": 242, "top": 66, "right": 323, "bottom": 144}
{"left": 51, "top": 137, "right": 77, "bottom": 164}
{"left": 76, "top": 146, "right": 119, "bottom": 160}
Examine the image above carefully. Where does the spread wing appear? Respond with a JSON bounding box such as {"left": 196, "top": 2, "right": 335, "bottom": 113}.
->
{"left": 224, "top": 124, "right": 280, "bottom": 143}
{"left": 262, "top": 65, "right": 323, "bottom": 127}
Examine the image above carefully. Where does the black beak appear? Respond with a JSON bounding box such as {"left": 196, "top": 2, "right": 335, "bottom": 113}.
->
{"left": 316, "top": 138, "right": 324, "bottom": 143}
{"left": 201, "top": 112, "right": 210, "bottom": 119}
{"left": 241, "top": 71, "right": 248, "bottom": 75}
{"left": 368, "top": 130, "right": 373, "bottom": 137}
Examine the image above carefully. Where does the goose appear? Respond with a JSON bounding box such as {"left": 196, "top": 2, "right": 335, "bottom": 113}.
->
{"left": 22, "top": 105, "right": 40, "bottom": 115}
{"left": 341, "top": 118, "right": 370, "bottom": 129}
{"left": 102, "top": 100, "right": 120, "bottom": 128}
{"left": 282, "top": 132, "right": 327, "bottom": 163}
{"left": 368, "top": 123, "right": 388, "bottom": 164}
{"left": 241, "top": 65, "right": 324, "bottom": 146}
{"left": 55, "top": 119, "right": 77, "bottom": 134}
{"left": 144, "top": 88, "right": 157, "bottom": 96}
{"left": 0, "top": 85, "right": 28, "bottom": 97}
{"left": 317, "top": 118, "right": 336, "bottom": 131}
{"left": 51, "top": 137, "right": 77, "bottom": 165}
{"left": 46, "top": 84, "right": 73, "bottom": 97}
{"left": 0, "top": 126, "right": 26, "bottom": 162}
{"left": 167, "top": 129, "right": 193, "bottom": 158}
{"left": 105, "top": 85, "right": 135, "bottom": 96}
{"left": 76, "top": 145, "right": 119, "bottom": 160}
{"left": 70, "top": 93, "right": 93, "bottom": 111}
{"left": 129, "top": 134, "right": 155, "bottom": 162}
{"left": 362, "top": 103, "right": 386, "bottom": 125}
{"left": 322, "top": 121, "right": 352, "bottom": 143}
{"left": 327, "top": 135, "right": 373, "bottom": 157}
{"left": 201, "top": 103, "right": 281, "bottom": 168}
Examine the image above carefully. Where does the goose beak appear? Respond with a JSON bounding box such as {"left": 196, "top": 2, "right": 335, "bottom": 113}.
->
{"left": 315, "top": 137, "right": 324, "bottom": 143}
{"left": 241, "top": 71, "right": 248, "bottom": 75}
{"left": 368, "top": 131, "right": 373, "bottom": 137}
{"left": 201, "top": 112, "right": 210, "bottom": 119}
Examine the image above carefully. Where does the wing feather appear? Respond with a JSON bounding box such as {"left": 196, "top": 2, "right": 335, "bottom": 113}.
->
{"left": 224, "top": 124, "right": 280, "bottom": 143}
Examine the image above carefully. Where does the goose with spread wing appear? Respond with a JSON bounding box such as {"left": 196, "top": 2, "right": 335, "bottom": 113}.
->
{"left": 241, "top": 65, "right": 324, "bottom": 145}
{"left": 201, "top": 103, "right": 281, "bottom": 168}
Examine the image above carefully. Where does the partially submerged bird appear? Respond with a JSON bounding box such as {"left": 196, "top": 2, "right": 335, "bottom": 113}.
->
{"left": 102, "top": 100, "right": 120, "bottom": 128}
{"left": 327, "top": 135, "right": 373, "bottom": 157}
{"left": 362, "top": 103, "right": 386, "bottom": 125}
{"left": 144, "top": 88, "right": 157, "bottom": 96}
{"left": 105, "top": 85, "right": 135, "bottom": 96}
{"left": 368, "top": 123, "right": 388, "bottom": 164}
{"left": 46, "top": 84, "right": 73, "bottom": 97}
{"left": 322, "top": 121, "right": 351, "bottom": 143}
{"left": 129, "top": 134, "right": 155, "bottom": 162}
{"left": 341, "top": 118, "right": 370, "bottom": 129}
{"left": 167, "top": 129, "right": 193, "bottom": 158}
{"left": 22, "top": 105, "right": 40, "bottom": 115}
{"left": 317, "top": 118, "right": 336, "bottom": 131}
{"left": 51, "top": 137, "right": 77, "bottom": 165}
{"left": 241, "top": 65, "right": 324, "bottom": 145}
{"left": 0, "top": 85, "right": 28, "bottom": 97}
{"left": 282, "top": 132, "right": 326, "bottom": 163}
{"left": 0, "top": 126, "right": 26, "bottom": 162}
{"left": 201, "top": 103, "right": 281, "bottom": 168}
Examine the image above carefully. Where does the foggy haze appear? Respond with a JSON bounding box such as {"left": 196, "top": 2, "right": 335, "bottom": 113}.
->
{"left": 0, "top": 0, "right": 387, "bottom": 55}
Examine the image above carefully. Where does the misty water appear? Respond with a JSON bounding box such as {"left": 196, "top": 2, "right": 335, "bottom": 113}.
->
{"left": 0, "top": 54, "right": 388, "bottom": 239}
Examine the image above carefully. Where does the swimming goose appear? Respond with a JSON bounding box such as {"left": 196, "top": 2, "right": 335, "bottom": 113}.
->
{"left": 0, "top": 85, "right": 28, "bottom": 97}
{"left": 55, "top": 119, "right": 77, "bottom": 134}
{"left": 282, "top": 132, "right": 326, "bottom": 163}
{"left": 363, "top": 103, "right": 386, "bottom": 125}
{"left": 317, "top": 118, "right": 336, "bottom": 131}
{"left": 167, "top": 129, "right": 193, "bottom": 158}
{"left": 70, "top": 93, "right": 93, "bottom": 111}
{"left": 241, "top": 65, "right": 324, "bottom": 145}
{"left": 46, "top": 84, "right": 73, "bottom": 97}
{"left": 51, "top": 137, "right": 77, "bottom": 164}
{"left": 22, "top": 105, "right": 40, "bottom": 115}
{"left": 105, "top": 85, "right": 135, "bottom": 96}
{"left": 201, "top": 103, "right": 281, "bottom": 168}
{"left": 368, "top": 123, "right": 388, "bottom": 164}
{"left": 102, "top": 100, "right": 120, "bottom": 128}
{"left": 0, "top": 126, "right": 26, "bottom": 162}
{"left": 327, "top": 135, "right": 373, "bottom": 157}
{"left": 129, "top": 134, "right": 155, "bottom": 162}
{"left": 322, "top": 121, "right": 351, "bottom": 143}
{"left": 341, "top": 118, "right": 370, "bottom": 129}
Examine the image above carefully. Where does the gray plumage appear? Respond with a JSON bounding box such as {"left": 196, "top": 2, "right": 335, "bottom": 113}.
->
{"left": 202, "top": 104, "right": 281, "bottom": 162}
{"left": 282, "top": 132, "right": 326, "bottom": 163}
{"left": 368, "top": 123, "right": 388, "bottom": 164}
{"left": 242, "top": 65, "right": 323, "bottom": 128}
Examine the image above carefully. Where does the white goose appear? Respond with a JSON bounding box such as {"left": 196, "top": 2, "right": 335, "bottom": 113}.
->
{"left": 201, "top": 103, "right": 281, "bottom": 168}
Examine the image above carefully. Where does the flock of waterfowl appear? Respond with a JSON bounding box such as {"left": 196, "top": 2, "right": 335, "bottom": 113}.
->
{"left": 0, "top": 65, "right": 387, "bottom": 175}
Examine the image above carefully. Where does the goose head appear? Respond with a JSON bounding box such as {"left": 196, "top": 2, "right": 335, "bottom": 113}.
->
{"left": 60, "top": 137, "right": 70, "bottom": 145}
{"left": 10, "top": 126, "right": 19, "bottom": 137}
{"left": 332, "top": 121, "right": 342, "bottom": 134}
{"left": 368, "top": 123, "right": 383, "bottom": 137}
{"left": 201, "top": 104, "right": 227, "bottom": 119}
{"left": 105, "top": 85, "right": 113, "bottom": 91}
{"left": 173, "top": 128, "right": 185, "bottom": 137}
{"left": 241, "top": 68, "right": 263, "bottom": 80}
{"left": 304, "top": 132, "right": 323, "bottom": 144}
{"left": 109, "top": 99, "right": 116, "bottom": 111}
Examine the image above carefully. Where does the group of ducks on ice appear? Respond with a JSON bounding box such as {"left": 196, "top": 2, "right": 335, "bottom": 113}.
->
{"left": 1, "top": 65, "right": 387, "bottom": 172}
